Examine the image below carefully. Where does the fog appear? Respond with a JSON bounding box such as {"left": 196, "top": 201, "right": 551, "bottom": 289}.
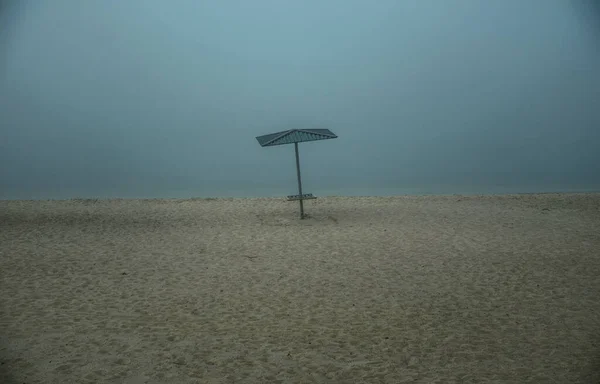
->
{"left": 1, "top": 1, "right": 599, "bottom": 199}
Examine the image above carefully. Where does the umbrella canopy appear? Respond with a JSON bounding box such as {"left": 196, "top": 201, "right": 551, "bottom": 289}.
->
{"left": 256, "top": 129, "right": 337, "bottom": 147}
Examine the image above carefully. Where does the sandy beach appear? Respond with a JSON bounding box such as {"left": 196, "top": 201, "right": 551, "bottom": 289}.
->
{"left": 1, "top": 193, "right": 599, "bottom": 383}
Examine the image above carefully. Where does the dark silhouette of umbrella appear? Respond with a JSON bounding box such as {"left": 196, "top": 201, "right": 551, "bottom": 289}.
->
{"left": 256, "top": 129, "right": 338, "bottom": 219}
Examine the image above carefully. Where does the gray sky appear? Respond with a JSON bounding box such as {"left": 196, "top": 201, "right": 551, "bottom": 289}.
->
{"left": 1, "top": 1, "right": 599, "bottom": 199}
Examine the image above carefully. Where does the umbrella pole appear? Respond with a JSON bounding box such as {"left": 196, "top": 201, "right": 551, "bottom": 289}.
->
{"left": 294, "top": 142, "right": 304, "bottom": 219}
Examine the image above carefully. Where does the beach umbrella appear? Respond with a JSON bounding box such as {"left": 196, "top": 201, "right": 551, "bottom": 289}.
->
{"left": 256, "top": 129, "right": 338, "bottom": 219}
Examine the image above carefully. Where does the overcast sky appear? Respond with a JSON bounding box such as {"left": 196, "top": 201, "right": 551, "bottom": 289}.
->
{"left": 1, "top": 1, "right": 599, "bottom": 199}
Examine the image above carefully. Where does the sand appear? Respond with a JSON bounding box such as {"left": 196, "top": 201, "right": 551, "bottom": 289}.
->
{"left": 1, "top": 193, "right": 599, "bottom": 383}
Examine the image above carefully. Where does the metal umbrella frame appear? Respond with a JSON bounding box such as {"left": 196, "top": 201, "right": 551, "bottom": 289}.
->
{"left": 256, "top": 129, "right": 338, "bottom": 219}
